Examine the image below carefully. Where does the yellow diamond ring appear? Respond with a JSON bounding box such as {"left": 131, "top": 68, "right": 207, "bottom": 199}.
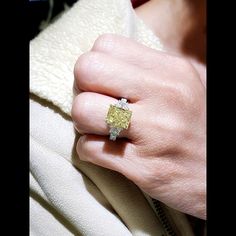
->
{"left": 106, "top": 98, "right": 132, "bottom": 141}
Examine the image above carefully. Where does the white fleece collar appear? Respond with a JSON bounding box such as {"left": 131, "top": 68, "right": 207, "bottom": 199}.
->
{"left": 30, "top": 0, "right": 163, "bottom": 115}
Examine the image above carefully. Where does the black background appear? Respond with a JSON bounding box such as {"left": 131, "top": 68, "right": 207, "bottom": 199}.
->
{"left": 29, "top": 0, "right": 78, "bottom": 40}
{"left": 1, "top": 0, "right": 232, "bottom": 235}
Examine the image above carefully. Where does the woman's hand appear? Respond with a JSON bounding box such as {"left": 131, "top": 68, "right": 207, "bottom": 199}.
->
{"left": 72, "top": 34, "right": 206, "bottom": 219}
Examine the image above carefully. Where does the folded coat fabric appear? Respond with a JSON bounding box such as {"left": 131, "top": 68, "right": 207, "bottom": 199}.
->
{"left": 30, "top": 0, "right": 194, "bottom": 235}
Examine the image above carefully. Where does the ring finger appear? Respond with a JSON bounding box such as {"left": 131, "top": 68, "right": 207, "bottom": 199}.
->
{"left": 71, "top": 92, "right": 140, "bottom": 140}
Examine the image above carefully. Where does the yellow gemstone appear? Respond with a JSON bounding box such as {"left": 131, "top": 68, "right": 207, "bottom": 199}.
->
{"left": 106, "top": 105, "right": 132, "bottom": 129}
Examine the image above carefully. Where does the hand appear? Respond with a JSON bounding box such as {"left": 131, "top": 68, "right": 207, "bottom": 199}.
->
{"left": 72, "top": 34, "right": 206, "bottom": 219}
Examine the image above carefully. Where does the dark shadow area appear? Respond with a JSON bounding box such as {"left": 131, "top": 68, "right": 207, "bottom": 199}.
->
{"left": 132, "top": 0, "right": 150, "bottom": 8}
{"left": 71, "top": 129, "right": 80, "bottom": 156}
{"left": 29, "top": 0, "right": 79, "bottom": 40}
{"left": 181, "top": 0, "right": 206, "bottom": 64}
{"left": 187, "top": 214, "right": 206, "bottom": 236}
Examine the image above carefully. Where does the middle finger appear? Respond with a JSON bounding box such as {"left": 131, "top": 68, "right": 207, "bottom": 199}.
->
{"left": 74, "top": 52, "right": 153, "bottom": 102}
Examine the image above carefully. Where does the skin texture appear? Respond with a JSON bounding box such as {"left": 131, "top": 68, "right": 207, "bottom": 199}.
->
{"left": 71, "top": 34, "right": 206, "bottom": 220}
{"left": 135, "top": 0, "right": 206, "bottom": 85}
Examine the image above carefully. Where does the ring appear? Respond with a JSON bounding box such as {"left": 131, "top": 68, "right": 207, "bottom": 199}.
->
{"left": 106, "top": 98, "right": 132, "bottom": 141}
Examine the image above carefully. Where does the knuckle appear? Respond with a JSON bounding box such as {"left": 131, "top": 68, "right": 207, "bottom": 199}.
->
{"left": 74, "top": 52, "right": 96, "bottom": 76}
{"left": 76, "top": 138, "right": 85, "bottom": 159}
{"left": 76, "top": 137, "right": 89, "bottom": 160}
{"left": 92, "top": 34, "right": 116, "bottom": 52}
{"left": 74, "top": 51, "right": 101, "bottom": 89}
{"left": 71, "top": 93, "right": 91, "bottom": 128}
{"left": 77, "top": 135, "right": 88, "bottom": 151}
{"left": 77, "top": 136, "right": 97, "bottom": 162}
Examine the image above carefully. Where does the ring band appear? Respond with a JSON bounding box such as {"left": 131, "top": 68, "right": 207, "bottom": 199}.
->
{"left": 106, "top": 98, "right": 132, "bottom": 141}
